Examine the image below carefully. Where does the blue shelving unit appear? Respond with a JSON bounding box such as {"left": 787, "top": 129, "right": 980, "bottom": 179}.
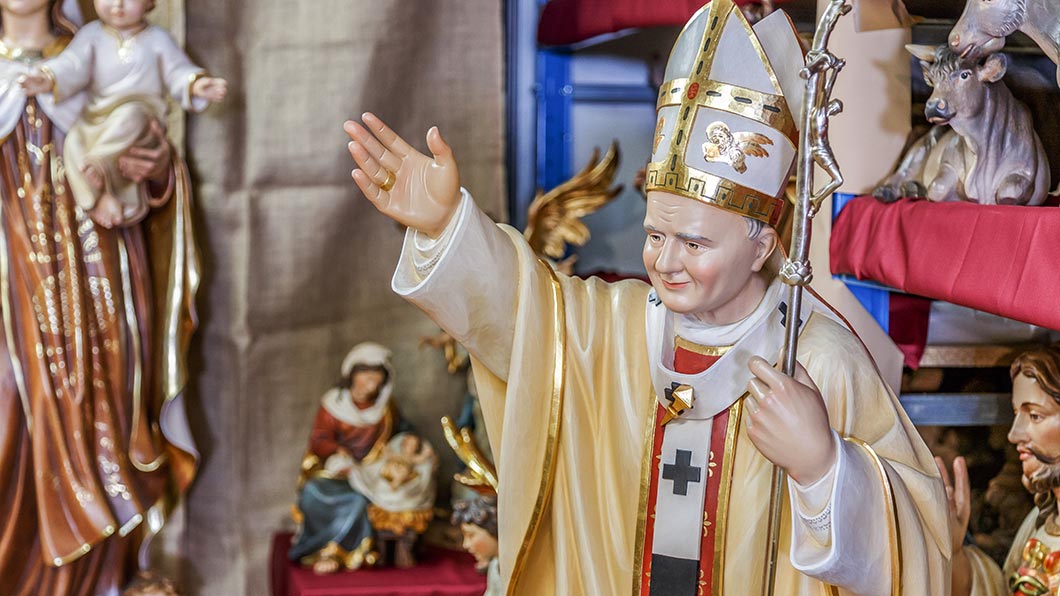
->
{"left": 535, "top": 49, "right": 574, "bottom": 192}
{"left": 832, "top": 192, "right": 890, "bottom": 333}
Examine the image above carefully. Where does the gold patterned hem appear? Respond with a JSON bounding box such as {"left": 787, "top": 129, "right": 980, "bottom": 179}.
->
{"left": 507, "top": 261, "right": 567, "bottom": 595}
{"left": 631, "top": 396, "right": 659, "bottom": 595}
{"left": 712, "top": 399, "right": 743, "bottom": 595}
{"left": 366, "top": 506, "right": 432, "bottom": 535}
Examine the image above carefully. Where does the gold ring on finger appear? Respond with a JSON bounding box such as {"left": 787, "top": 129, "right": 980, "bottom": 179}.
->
{"left": 380, "top": 169, "right": 397, "bottom": 191}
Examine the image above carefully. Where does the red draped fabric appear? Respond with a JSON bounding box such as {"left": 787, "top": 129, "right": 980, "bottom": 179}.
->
{"left": 888, "top": 293, "right": 933, "bottom": 369}
{"left": 537, "top": 0, "right": 772, "bottom": 45}
{"left": 829, "top": 196, "right": 1060, "bottom": 332}
{"left": 270, "top": 533, "right": 487, "bottom": 596}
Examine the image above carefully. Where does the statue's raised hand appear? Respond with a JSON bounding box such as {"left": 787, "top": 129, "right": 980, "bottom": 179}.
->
{"left": 344, "top": 113, "right": 460, "bottom": 237}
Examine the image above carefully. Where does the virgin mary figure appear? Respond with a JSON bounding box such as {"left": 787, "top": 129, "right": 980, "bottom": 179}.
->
{"left": 291, "top": 342, "right": 434, "bottom": 573}
{"left": 0, "top": 0, "right": 201, "bottom": 593}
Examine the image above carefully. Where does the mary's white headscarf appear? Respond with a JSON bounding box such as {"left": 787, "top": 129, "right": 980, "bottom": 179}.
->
{"left": 322, "top": 342, "right": 395, "bottom": 426}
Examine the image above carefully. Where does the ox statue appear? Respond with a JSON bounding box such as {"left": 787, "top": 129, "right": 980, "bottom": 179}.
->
{"left": 950, "top": 0, "right": 1060, "bottom": 87}
{"left": 873, "top": 44, "right": 1049, "bottom": 206}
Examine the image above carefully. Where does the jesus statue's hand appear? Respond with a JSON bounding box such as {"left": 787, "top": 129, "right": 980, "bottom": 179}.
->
{"left": 344, "top": 113, "right": 461, "bottom": 238}
{"left": 936, "top": 455, "right": 973, "bottom": 596}
{"left": 745, "top": 356, "right": 836, "bottom": 485}
{"left": 191, "top": 76, "right": 228, "bottom": 103}
{"left": 935, "top": 455, "right": 970, "bottom": 554}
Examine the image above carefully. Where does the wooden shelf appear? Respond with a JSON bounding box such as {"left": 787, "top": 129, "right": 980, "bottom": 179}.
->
{"left": 919, "top": 344, "right": 1042, "bottom": 368}
{"left": 899, "top": 392, "right": 1012, "bottom": 426}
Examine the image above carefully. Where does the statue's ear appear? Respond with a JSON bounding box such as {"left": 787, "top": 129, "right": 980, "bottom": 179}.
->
{"left": 750, "top": 225, "right": 779, "bottom": 274}
{"left": 906, "top": 44, "right": 938, "bottom": 86}
{"left": 978, "top": 52, "right": 1008, "bottom": 83}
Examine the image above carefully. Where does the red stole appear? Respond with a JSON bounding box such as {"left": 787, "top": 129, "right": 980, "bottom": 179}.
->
{"left": 639, "top": 343, "right": 734, "bottom": 595}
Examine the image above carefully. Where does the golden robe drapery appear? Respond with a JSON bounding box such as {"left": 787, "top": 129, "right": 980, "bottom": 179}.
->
{"left": 396, "top": 200, "right": 951, "bottom": 595}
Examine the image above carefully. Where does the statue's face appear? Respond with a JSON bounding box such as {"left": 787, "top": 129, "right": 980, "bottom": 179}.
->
{"left": 642, "top": 191, "right": 774, "bottom": 324}
{"left": 350, "top": 368, "right": 386, "bottom": 405}
{"left": 1009, "top": 374, "right": 1060, "bottom": 486}
{"left": 0, "top": 0, "right": 49, "bottom": 18}
{"left": 94, "top": 0, "right": 150, "bottom": 29}
{"left": 708, "top": 125, "right": 731, "bottom": 146}
{"left": 460, "top": 523, "right": 498, "bottom": 569}
{"left": 400, "top": 434, "right": 420, "bottom": 455}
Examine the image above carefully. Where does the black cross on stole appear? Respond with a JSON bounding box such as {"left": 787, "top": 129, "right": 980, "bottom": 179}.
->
{"left": 661, "top": 449, "right": 701, "bottom": 496}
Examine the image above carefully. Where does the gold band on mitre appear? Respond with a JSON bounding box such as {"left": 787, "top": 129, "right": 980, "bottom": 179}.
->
{"left": 645, "top": 157, "right": 787, "bottom": 227}
{"left": 645, "top": 0, "right": 803, "bottom": 228}
{"left": 656, "top": 79, "right": 797, "bottom": 146}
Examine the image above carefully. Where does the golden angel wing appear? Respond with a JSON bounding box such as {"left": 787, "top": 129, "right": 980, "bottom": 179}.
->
{"left": 441, "top": 416, "right": 498, "bottom": 494}
{"left": 734, "top": 131, "right": 773, "bottom": 158}
{"left": 418, "top": 331, "right": 468, "bottom": 374}
{"left": 524, "top": 142, "right": 623, "bottom": 260}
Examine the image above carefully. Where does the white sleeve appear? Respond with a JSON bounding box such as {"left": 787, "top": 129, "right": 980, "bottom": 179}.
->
{"left": 788, "top": 430, "right": 839, "bottom": 546}
{"left": 787, "top": 434, "right": 891, "bottom": 596}
{"left": 391, "top": 189, "right": 518, "bottom": 380}
{"left": 41, "top": 27, "right": 95, "bottom": 102}
{"left": 322, "top": 452, "right": 353, "bottom": 475}
{"left": 153, "top": 27, "right": 207, "bottom": 111}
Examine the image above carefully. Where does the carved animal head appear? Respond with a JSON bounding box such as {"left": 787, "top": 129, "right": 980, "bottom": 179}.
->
{"left": 908, "top": 44, "right": 1008, "bottom": 128}
{"left": 949, "top": 0, "right": 1026, "bottom": 60}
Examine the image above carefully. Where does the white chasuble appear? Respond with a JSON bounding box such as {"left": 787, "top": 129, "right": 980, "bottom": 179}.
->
{"left": 393, "top": 191, "right": 950, "bottom": 595}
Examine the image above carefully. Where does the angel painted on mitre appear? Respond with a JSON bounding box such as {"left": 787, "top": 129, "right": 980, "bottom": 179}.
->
{"left": 702, "top": 120, "right": 773, "bottom": 174}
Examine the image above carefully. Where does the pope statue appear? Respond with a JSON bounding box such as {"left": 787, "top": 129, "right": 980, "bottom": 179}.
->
{"left": 344, "top": 1, "right": 950, "bottom": 594}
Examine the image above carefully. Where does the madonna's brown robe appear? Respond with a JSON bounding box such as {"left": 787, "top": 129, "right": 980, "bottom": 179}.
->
{"left": 0, "top": 40, "right": 200, "bottom": 595}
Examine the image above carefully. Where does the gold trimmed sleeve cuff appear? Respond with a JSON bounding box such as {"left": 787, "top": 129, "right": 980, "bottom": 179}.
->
{"left": 391, "top": 188, "right": 518, "bottom": 381}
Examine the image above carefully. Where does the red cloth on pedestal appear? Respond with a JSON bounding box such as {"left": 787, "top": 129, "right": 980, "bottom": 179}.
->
{"left": 537, "top": 0, "right": 775, "bottom": 45}
{"left": 829, "top": 196, "right": 1060, "bottom": 332}
{"left": 270, "top": 533, "right": 487, "bottom": 596}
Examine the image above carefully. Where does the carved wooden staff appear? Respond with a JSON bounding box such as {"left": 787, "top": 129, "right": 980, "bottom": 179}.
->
{"left": 762, "top": 1, "right": 850, "bottom": 594}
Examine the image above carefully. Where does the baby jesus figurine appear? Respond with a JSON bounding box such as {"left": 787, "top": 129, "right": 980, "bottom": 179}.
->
{"left": 379, "top": 434, "right": 435, "bottom": 490}
{"left": 19, "top": 0, "right": 227, "bottom": 228}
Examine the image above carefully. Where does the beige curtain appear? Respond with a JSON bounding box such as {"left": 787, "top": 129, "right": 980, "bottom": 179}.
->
{"left": 179, "top": 2, "right": 505, "bottom": 593}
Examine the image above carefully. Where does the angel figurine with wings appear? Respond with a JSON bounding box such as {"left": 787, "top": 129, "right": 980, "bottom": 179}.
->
{"left": 702, "top": 121, "right": 773, "bottom": 174}
{"left": 523, "top": 142, "right": 622, "bottom": 274}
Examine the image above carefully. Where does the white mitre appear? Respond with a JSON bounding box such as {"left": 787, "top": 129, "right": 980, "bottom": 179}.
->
{"left": 646, "top": 0, "right": 805, "bottom": 227}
